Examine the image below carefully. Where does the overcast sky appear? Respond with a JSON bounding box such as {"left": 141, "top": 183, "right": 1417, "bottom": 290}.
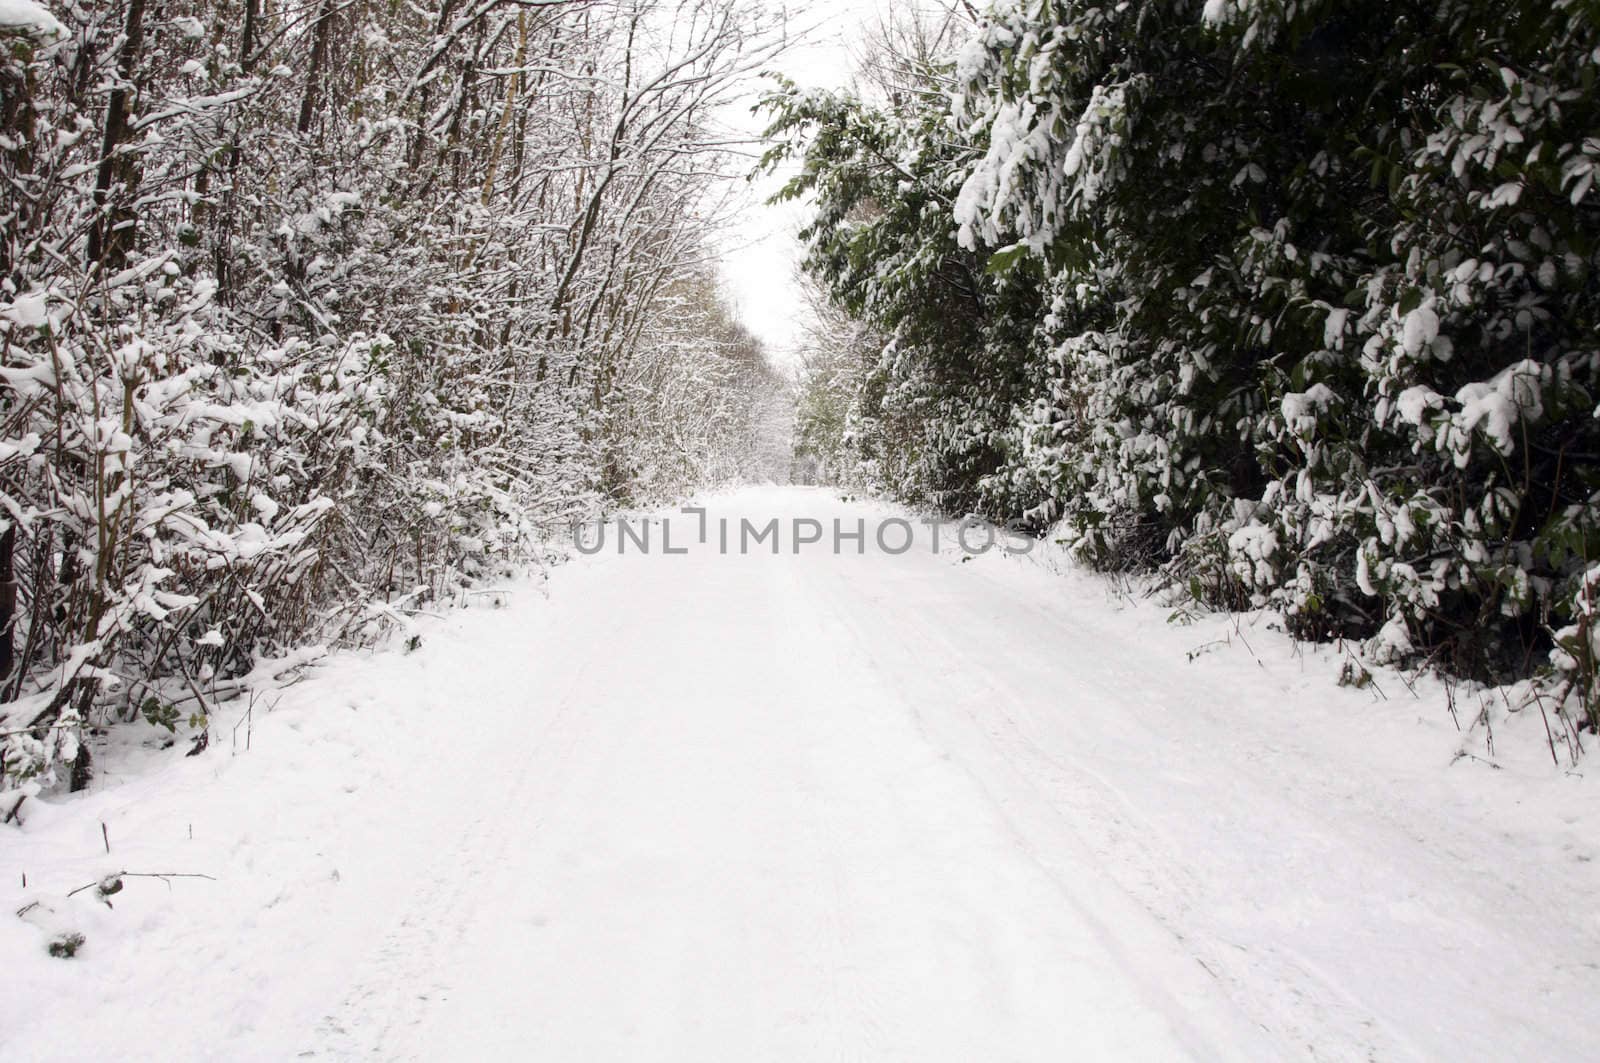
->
{"left": 714, "top": 1, "right": 905, "bottom": 369}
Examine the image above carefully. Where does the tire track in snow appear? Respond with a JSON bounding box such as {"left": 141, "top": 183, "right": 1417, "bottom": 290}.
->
{"left": 807, "top": 541, "right": 1421, "bottom": 1061}
{"left": 776, "top": 546, "right": 1239, "bottom": 1060}
{"left": 303, "top": 637, "right": 599, "bottom": 1059}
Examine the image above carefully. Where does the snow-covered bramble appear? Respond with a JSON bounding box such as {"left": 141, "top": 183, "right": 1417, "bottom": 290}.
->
{"left": 0, "top": 0, "right": 790, "bottom": 806}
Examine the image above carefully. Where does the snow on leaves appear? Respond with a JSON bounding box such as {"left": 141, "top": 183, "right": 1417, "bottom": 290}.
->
{"left": 785, "top": 0, "right": 1600, "bottom": 735}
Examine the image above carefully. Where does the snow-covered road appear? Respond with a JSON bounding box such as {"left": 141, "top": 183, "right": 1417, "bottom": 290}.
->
{"left": 4, "top": 487, "right": 1596, "bottom": 1060}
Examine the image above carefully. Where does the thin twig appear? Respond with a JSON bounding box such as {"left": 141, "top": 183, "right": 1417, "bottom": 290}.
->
{"left": 67, "top": 870, "right": 217, "bottom": 897}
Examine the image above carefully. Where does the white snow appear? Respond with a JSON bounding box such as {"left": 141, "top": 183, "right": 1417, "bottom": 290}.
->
{"left": 250, "top": 492, "right": 280, "bottom": 521}
{"left": 1322, "top": 306, "right": 1349, "bottom": 349}
{"left": 1401, "top": 304, "right": 1440, "bottom": 356}
{"left": 1280, "top": 383, "right": 1337, "bottom": 436}
{"left": 0, "top": 0, "right": 64, "bottom": 38}
{"left": 1396, "top": 383, "right": 1443, "bottom": 426}
{"left": 1454, "top": 358, "right": 1548, "bottom": 454}
{"left": 0, "top": 291, "right": 49, "bottom": 329}
{"left": 1, "top": 486, "right": 1594, "bottom": 1060}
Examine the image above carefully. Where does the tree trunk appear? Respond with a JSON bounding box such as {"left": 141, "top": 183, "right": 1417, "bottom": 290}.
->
{"left": 86, "top": 0, "right": 147, "bottom": 273}
{"left": 0, "top": 524, "right": 15, "bottom": 691}
{"left": 298, "top": 0, "right": 334, "bottom": 136}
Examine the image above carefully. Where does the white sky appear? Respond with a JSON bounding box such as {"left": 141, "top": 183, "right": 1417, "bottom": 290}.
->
{"left": 714, "top": 1, "right": 904, "bottom": 370}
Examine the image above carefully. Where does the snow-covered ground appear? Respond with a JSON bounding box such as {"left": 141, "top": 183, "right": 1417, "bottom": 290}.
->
{"left": 2, "top": 486, "right": 1595, "bottom": 1060}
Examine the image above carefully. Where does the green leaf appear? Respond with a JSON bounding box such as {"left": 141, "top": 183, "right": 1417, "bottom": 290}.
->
{"left": 142, "top": 697, "right": 180, "bottom": 734}
{"left": 985, "top": 244, "right": 1029, "bottom": 277}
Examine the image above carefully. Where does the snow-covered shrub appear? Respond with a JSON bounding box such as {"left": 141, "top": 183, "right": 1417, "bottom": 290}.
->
{"left": 1550, "top": 565, "right": 1600, "bottom": 733}
{"left": 949, "top": 0, "right": 1600, "bottom": 680}
{"left": 777, "top": 0, "right": 1600, "bottom": 734}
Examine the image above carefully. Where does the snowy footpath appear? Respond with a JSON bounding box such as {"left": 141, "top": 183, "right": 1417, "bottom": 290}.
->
{"left": 2, "top": 486, "right": 1596, "bottom": 1061}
